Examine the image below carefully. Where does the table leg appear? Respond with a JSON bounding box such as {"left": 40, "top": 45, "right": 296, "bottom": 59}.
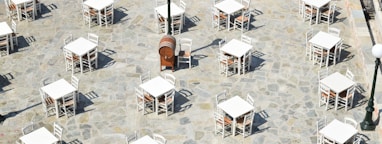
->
{"left": 232, "top": 118, "right": 236, "bottom": 136}
{"left": 80, "top": 56, "right": 84, "bottom": 74}
{"left": 9, "top": 34, "right": 14, "bottom": 52}
{"left": 315, "top": 7, "right": 320, "bottom": 24}
{"left": 16, "top": 5, "right": 21, "bottom": 21}
{"left": 335, "top": 93, "right": 338, "bottom": 111}
{"left": 238, "top": 57, "right": 242, "bottom": 75}
{"left": 227, "top": 15, "right": 231, "bottom": 31}
{"left": 156, "top": 97, "right": 159, "bottom": 115}
{"left": 55, "top": 98, "right": 59, "bottom": 118}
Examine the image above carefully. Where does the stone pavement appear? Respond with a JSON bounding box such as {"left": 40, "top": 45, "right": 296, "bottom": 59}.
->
{"left": 0, "top": 0, "right": 381, "bottom": 143}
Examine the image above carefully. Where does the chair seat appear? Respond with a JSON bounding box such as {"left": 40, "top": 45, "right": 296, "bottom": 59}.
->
{"left": 220, "top": 59, "right": 235, "bottom": 65}
{"left": 9, "top": 4, "right": 17, "bottom": 11}
{"left": 235, "top": 16, "right": 249, "bottom": 22}
{"left": 0, "top": 41, "right": 8, "bottom": 46}
{"left": 45, "top": 97, "right": 55, "bottom": 105}
{"left": 179, "top": 51, "right": 191, "bottom": 57}
{"left": 305, "top": 9, "right": 317, "bottom": 15}
{"left": 144, "top": 94, "right": 154, "bottom": 101}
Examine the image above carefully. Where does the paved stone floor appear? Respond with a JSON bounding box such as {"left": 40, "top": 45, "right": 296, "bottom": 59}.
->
{"left": 0, "top": 0, "right": 381, "bottom": 143}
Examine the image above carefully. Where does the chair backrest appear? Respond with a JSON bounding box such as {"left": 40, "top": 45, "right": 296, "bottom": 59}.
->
{"left": 318, "top": 68, "right": 329, "bottom": 80}
{"left": 215, "top": 90, "right": 227, "bottom": 104}
{"left": 179, "top": 38, "right": 192, "bottom": 53}
{"left": 328, "top": 27, "right": 340, "bottom": 37}
{"left": 345, "top": 68, "right": 354, "bottom": 81}
{"left": 319, "top": 82, "right": 331, "bottom": 98}
{"left": 153, "top": 133, "right": 167, "bottom": 144}
{"left": 179, "top": 0, "right": 186, "bottom": 10}
{"left": 53, "top": 122, "right": 63, "bottom": 140}
{"left": 0, "top": 35, "right": 8, "bottom": 45}
{"left": 156, "top": 0, "right": 166, "bottom": 6}
{"left": 64, "top": 34, "right": 73, "bottom": 45}
{"left": 140, "top": 71, "right": 151, "bottom": 84}
{"left": 329, "top": 3, "right": 336, "bottom": 16}
{"left": 242, "top": 0, "right": 251, "bottom": 8}
{"left": 242, "top": 10, "right": 251, "bottom": 21}
{"left": 344, "top": 117, "right": 357, "bottom": 128}
{"left": 305, "top": 29, "right": 314, "bottom": 45}
{"left": 214, "top": 111, "right": 225, "bottom": 126}
{"left": 164, "top": 89, "right": 175, "bottom": 104}
{"left": 246, "top": 93, "right": 255, "bottom": 106}
{"left": 22, "top": 122, "right": 35, "bottom": 135}
{"left": 164, "top": 73, "right": 176, "bottom": 86}
{"left": 135, "top": 87, "right": 145, "bottom": 102}
{"left": 345, "top": 85, "right": 356, "bottom": 99}
{"left": 241, "top": 34, "right": 252, "bottom": 44}
{"left": 63, "top": 48, "right": 74, "bottom": 62}
{"left": 218, "top": 37, "right": 226, "bottom": 48}
{"left": 71, "top": 75, "right": 79, "bottom": 90}
{"left": 126, "top": 131, "right": 137, "bottom": 144}
{"left": 88, "top": 33, "right": 99, "bottom": 45}
{"left": 316, "top": 116, "right": 327, "bottom": 134}
{"left": 243, "top": 111, "right": 254, "bottom": 127}
{"left": 11, "top": 20, "right": 16, "bottom": 33}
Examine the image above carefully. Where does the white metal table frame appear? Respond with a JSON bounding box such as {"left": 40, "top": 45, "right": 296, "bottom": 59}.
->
{"left": 64, "top": 37, "right": 97, "bottom": 74}
{"left": 19, "top": 127, "right": 59, "bottom": 144}
{"left": 217, "top": 96, "right": 254, "bottom": 136}
{"left": 303, "top": 0, "right": 331, "bottom": 24}
{"left": 220, "top": 39, "right": 253, "bottom": 75}
{"left": 40, "top": 79, "right": 76, "bottom": 118}
{"left": 319, "top": 119, "right": 358, "bottom": 144}
{"left": 84, "top": 0, "right": 114, "bottom": 26}
{"left": 139, "top": 76, "right": 175, "bottom": 115}
{"left": 215, "top": 0, "right": 244, "bottom": 31}
{"left": 0, "top": 22, "right": 14, "bottom": 54}
{"left": 309, "top": 31, "right": 341, "bottom": 67}
{"left": 11, "top": 0, "right": 35, "bottom": 21}
{"left": 155, "top": 2, "right": 185, "bottom": 34}
{"left": 131, "top": 135, "right": 158, "bottom": 144}
{"left": 320, "top": 72, "right": 355, "bottom": 110}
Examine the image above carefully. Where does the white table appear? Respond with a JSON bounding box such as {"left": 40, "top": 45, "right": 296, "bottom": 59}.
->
{"left": 11, "top": 0, "right": 35, "bottom": 21}
{"left": 319, "top": 119, "right": 358, "bottom": 144}
{"left": 64, "top": 37, "right": 97, "bottom": 73}
{"left": 215, "top": 0, "right": 244, "bottom": 31}
{"left": 155, "top": 2, "right": 185, "bottom": 34}
{"left": 303, "top": 0, "right": 331, "bottom": 24}
{"left": 320, "top": 72, "right": 355, "bottom": 110}
{"left": 309, "top": 31, "right": 341, "bottom": 67}
{"left": 0, "top": 22, "right": 14, "bottom": 53}
{"left": 132, "top": 135, "right": 158, "bottom": 144}
{"left": 19, "top": 127, "right": 58, "bottom": 144}
{"left": 41, "top": 79, "right": 76, "bottom": 118}
{"left": 84, "top": 0, "right": 114, "bottom": 26}
{"left": 217, "top": 96, "right": 254, "bottom": 136}
{"left": 139, "top": 76, "right": 175, "bottom": 115}
{"left": 220, "top": 39, "right": 253, "bottom": 75}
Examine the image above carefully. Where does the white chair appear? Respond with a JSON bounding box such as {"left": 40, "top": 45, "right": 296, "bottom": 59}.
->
{"left": 318, "top": 68, "right": 329, "bottom": 81}
{"left": 0, "top": 35, "right": 9, "bottom": 56}
{"left": 212, "top": 0, "right": 223, "bottom": 5}
{"left": 298, "top": 0, "right": 304, "bottom": 17}
{"left": 21, "top": 1, "right": 35, "bottom": 21}
{"left": 155, "top": 10, "right": 166, "bottom": 33}
{"left": 321, "top": 3, "right": 336, "bottom": 25}
{"left": 11, "top": 19, "right": 18, "bottom": 47}
{"left": 156, "top": 0, "right": 166, "bottom": 6}
{"left": 305, "top": 29, "right": 314, "bottom": 59}
{"left": 22, "top": 122, "right": 35, "bottom": 135}
{"left": 312, "top": 44, "right": 327, "bottom": 67}
{"left": 71, "top": 75, "right": 80, "bottom": 102}
{"left": 241, "top": 34, "right": 252, "bottom": 44}
{"left": 236, "top": 111, "right": 254, "bottom": 138}
{"left": 82, "top": 48, "right": 98, "bottom": 72}
{"left": 140, "top": 71, "right": 151, "bottom": 84}
{"left": 163, "top": 73, "right": 176, "bottom": 86}
{"left": 214, "top": 111, "right": 232, "bottom": 138}
{"left": 303, "top": 4, "right": 317, "bottom": 25}
{"left": 318, "top": 82, "right": 335, "bottom": 110}
{"left": 157, "top": 89, "right": 175, "bottom": 116}
{"left": 40, "top": 89, "right": 56, "bottom": 117}
{"left": 352, "top": 133, "right": 364, "bottom": 144}
{"left": 178, "top": 38, "right": 192, "bottom": 69}
{"left": 171, "top": 14, "right": 182, "bottom": 35}
{"left": 153, "top": 133, "right": 167, "bottom": 144}
{"left": 240, "top": 50, "right": 252, "bottom": 74}
{"left": 126, "top": 131, "right": 137, "bottom": 144}
{"left": 211, "top": 7, "right": 227, "bottom": 31}
{"left": 329, "top": 39, "right": 343, "bottom": 65}
{"left": 83, "top": 5, "right": 98, "bottom": 28}
{"left": 241, "top": 0, "right": 251, "bottom": 11}
{"left": 328, "top": 27, "right": 341, "bottom": 37}
{"left": 218, "top": 37, "right": 226, "bottom": 48}
{"left": 218, "top": 51, "right": 236, "bottom": 77}
{"left": 53, "top": 122, "right": 63, "bottom": 144}
{"left": 61, "top": 93, "right": 76, "bottom": 118}
{"left": 246, "top": 93, "right": 255, "bottom": 107}
{"left": 88, "top": 33, "right": 99, "bottom": 45}
{"left": 234, "top": 10, "right": 251, "bottom": 32}
{"left": 344, "top": 117, "right": 358, "bottom": 128}
{"left": 316, "top": 116, "right": 327, "bottom": 144}
{"left": 135, "top": 87, "right": 154, "bottom": 115}
{"left": 35, "top": 0, "right": 41, "bottom": 14}
{"left": 179, "top": 0, "right": 186, "bottom": 11}
{"left": 100, "top": 4, "right": 114, "bottom": 27}
{"left": 63, "top": 48, "right": 80, "bottom": 74}
{"left": 346, "top": 68, "right": 354, "bottom": 81}
{"left": 63, "top": 34, "right": 73, "bottom": 45}
{"left": 337, "top": 85, "right": 355, "bottom": 111}
{"left": 215, "top": 90, "right": 227, "bottom": 104}
{"left": 4, "top": 0, "right": 18, "bottom": 20}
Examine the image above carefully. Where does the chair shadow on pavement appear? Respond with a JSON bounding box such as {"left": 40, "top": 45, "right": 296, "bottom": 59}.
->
{"left": 63, "top": 139, "right": 83, "bottom": 144}
{"left": 0, "top": 73, "right": 14, "bottom": 93}
{"left": 250, "top": 50, "right": 266, "bottom": 71}
{"left": 174, "top": 89, "right": 192, "bottom": 113}
{"left": 251, "top": 110, "right": 270, "bottom": 135}
{"left": 114, "top": 7, "right": 129, "bottom": 24}
{"left": 75, "top": 91, "right": 98, "bottom": 115}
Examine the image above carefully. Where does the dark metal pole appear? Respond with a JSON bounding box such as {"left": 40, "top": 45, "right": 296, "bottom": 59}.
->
{"left": 360, "top": 58, "right": 380, "bottom": 130}
{"left": 167, "top": 0, "right": 172, "bottom": 35}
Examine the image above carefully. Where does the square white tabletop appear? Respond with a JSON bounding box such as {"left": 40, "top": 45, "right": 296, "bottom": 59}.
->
{"left": 0, "top": 22, "right": 13, "bottom": 36}
{"left": 131, "top": 135, "right": 158, "bottom": 144}
{"left": 319, "top": 119, "right": 358, "bottom": 144}
{"left": 84, "top": 0, "right": 114, "bottom": 11}
{"left": 220, "top": 39, "right": 253, "bottom": 58}
{"left": 303, "top": 0, "right": 331, "bottom": 8}
{"left": 19, "top": 127, "right": 58, "bottom": 144}
{"left": 139, "top": 76, "right": 175, "bottom": 98}
{"left": 320, "top": 72, "right": 355, "bottom": 93}
{"left": 41, "top": 79, "right": 76, "bottom": 100}
{"left": 217, "top": 96, "right": 254, "bottom": 119}
{"left": 215, "top": 0, "right": 244, "bottom": 15}
{"left": 11, "top": 0, "right": 33, "bottom": 5}
{"left": 309, "top": 31, "right": 341, "bottom": 50}
{"left": 155, "top": 2, "right": 185, "bottom": 18}
{"left": 64, "top": 37, "right": 97, "bottom": 57}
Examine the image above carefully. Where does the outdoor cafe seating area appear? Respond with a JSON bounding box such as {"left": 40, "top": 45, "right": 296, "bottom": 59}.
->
{"left": 0, "top": 0, "right": 381, "bottom": 143}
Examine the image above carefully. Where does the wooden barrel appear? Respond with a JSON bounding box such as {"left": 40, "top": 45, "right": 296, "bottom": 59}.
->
{"left": 159, "top": 35, "right": 176, "bottom": 71}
